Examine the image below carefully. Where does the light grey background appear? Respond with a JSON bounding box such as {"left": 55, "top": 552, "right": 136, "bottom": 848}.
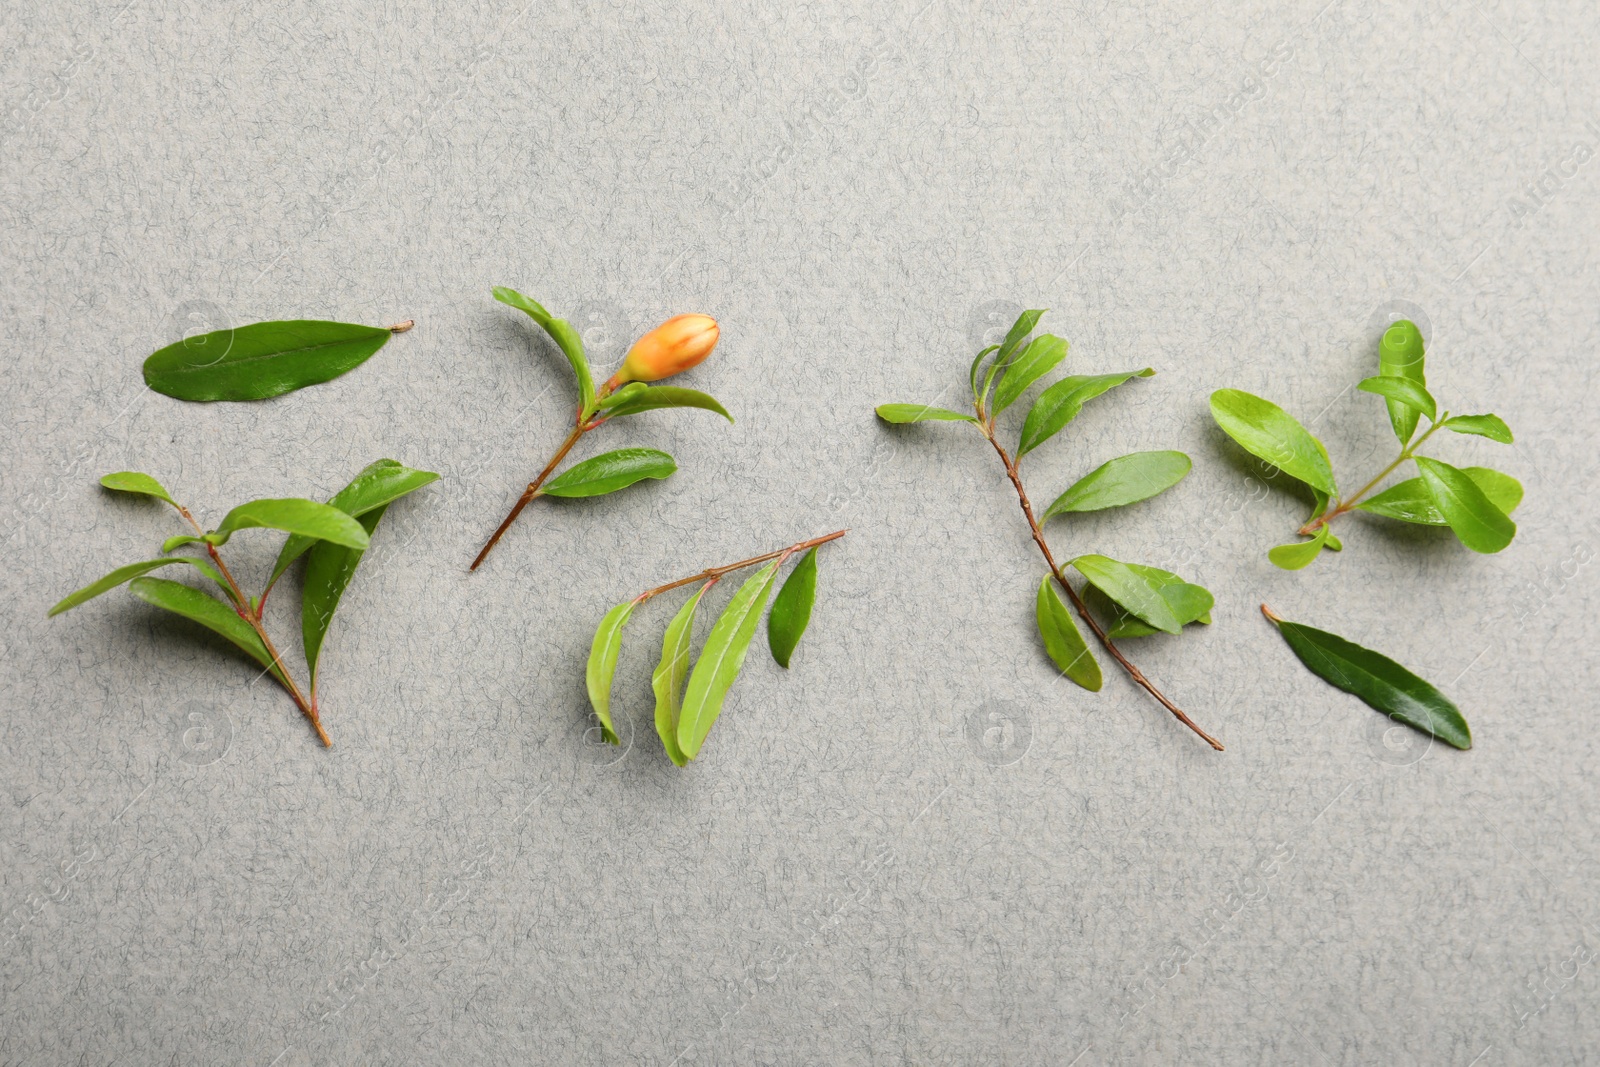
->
{"left": 2, "top": 1, "right": 1597, "bottom": 1063}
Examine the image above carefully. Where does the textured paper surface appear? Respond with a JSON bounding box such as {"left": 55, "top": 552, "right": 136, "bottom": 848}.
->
{"left": 3, "top": 1, "right": 1598, "bottom": 1063}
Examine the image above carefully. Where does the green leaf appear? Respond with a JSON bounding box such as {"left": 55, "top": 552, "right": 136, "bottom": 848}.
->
{"left": 1017, "top": 369, "right": 1155, "bottom": 457}
{"left": 162, "top": 534, "right": 205, "bottom": 553}
{"left": 653, "top": 583, "right": 712, "bottom": 767}
{"left": 49, "top": 557, "right": 226, "bottom": 616}
{"left": 585, "top": 601, "right": 636, "bottom": 746}
{"left": 1263, "top": 606, "right": 1470, "bottom": 750}
{"left": 269, "top": 459, "right": 439, "bottom": 588}
{"left": 1357, "top": 466, "right": 1523, "bottom": 526}
{"left": 540, "top": 448, "right": 677, "bottom": 499}
{"left": 596, "top": 382, "right": 648, "bottom": 410}
{"left": 992, "top": 334, "right": 1068, "bottom": 414}
{"left": 1358, "top": 375, "right": 1437, "bottom": 423}
{"left": 1268, "top": 523, "right": 1330, "bottom": 571}
{"left": 99, "top": 471, "right": 177, "bottom": 508}
{"left": 1414, "top": 456, "right": 1516, "bottom": 553}
{"left": 1041, "top": 451, "right": 1190, "bottom": 518}
{"left": 1069, "top": 555, "right": 1182, "bottom": 635}
{"left": 207, "top": 498, "right": 370, "bottom": 550}
{"left": 604, "top": 386, "right": 734, "bottom": 422}
{"left": 493, "top": 286, "right": 596, "bottom": 415}
{"left": 1378, "top": 319, "right": 1427, "bottom": 444}
{"left": 1082, "top": 565, "right": 1213, "bottom": 638}
{"left": 1442, "top": 414, "right": 1513, "bottom": 444}
{"left": 127, "top": 577, "right": 288, "bottom": 687}
{"left": 968, "top": 344, "right": 999, "bottom": 401}
{"left": 875, "top": 403, "right": 976, "bottom": 425}
{"left": 142, "top": 320, "right": 395, "bottom": 402}
{"left": 767, "top": 547, "right": 818, "bottom": 668}
{"left": 981, "top": 309, "right": 1046, "bottom": 404}
{"left": 677, "top": 560, "right": 781, "bottom": 760}
{"left": 301, "top": 506, "right": 386, "bottom": 689}
{"left": 1208, "top": 388, "right": 1338, "bottom": 497}
{"left": 1035, "top": 576, "right": 1101, "bottom": 691}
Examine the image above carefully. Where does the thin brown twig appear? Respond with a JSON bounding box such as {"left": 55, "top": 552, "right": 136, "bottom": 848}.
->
{"left": 631, "top": 530, "right": 848, "bottom": 606}
{"left": 471, "top": 423, "right": 589, "bottom": 570}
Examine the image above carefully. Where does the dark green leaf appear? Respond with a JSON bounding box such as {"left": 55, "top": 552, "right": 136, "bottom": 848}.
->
{"left": 1378, "top": 319, "right": 1427, "bottom": 444}
{"left": 1082, "top": 565, "right": 1212, "bottom": 638}
{"left": 1442, "top": 414, "right": 1513, "bottom": 443}
{"left": 49, "top": 557, "right": 225, "bottom": 616}
{"left": 494, "top": 286, "right": 596, "bottom": 414}
{"left": 127, "top": 577, "right": 288, "bottom": 687}
{"left": 206, "top": 498, "right": 370, "bottom": 550}
{"left": 1268, "top": 523, "right": 1330, "bottom": 571}
{"left": 654, "top": 583, "right": 712, "bottom": 767}
{"left": 992, "top": 334, "right": 1068, "bottom": 414}
{"left": 1358, "top": 375, "right": 1437, "bottom": 423}
{"left": 767, "top": 547, "right": 818, "bottom": 668}
{"left": 585, "top": 601, "right": 635, "bottom": 745}
{"left": 99, "top": 471, "right": 177, "bottom": 508}
{"left": 1041, "top": 451, "right": 1190, "bottom": 518}
{"left": 301, "top": 506, "right": 386, "bottom": 689}
{"left": 269, "top": 459, "right": 439, "bottom": 587}
{"left": 1357, "top": 466, "right": 1523, "bottom": 526}
{"left": 875, "top": 403, "right": 976, "bottom": 425}
{"left": 1263, "top": 605, "right": 1470, "bottom": 750}
{"left": 540, "top": 448, "right": 676, "bottom": 498}
{"left": 1017, "top": 369, "right": 1155, "bottom": 457}
{"left": 1035, "top": 576, "right": 1101, "bottom": 691}
{"left": 1069, "top": 555, "right": 1182, "bottom": 635}
{"left": 1208, "top": 388, "right": 1338, "bottom": 496}
{"left": 143, "top": 320, "right": 394, "bottom": 402}
{"left": 1414, "top": 456, "right": 1516, "bottom": 553}
{"left": 678, "top": 560, "right": 781, "bottom": 760}
{"left": 605, "top": 386, "right": 733, "bottom": 422}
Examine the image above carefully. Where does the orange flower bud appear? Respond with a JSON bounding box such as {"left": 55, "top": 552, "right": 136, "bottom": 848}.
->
{"left": 605, "top": 314, "right": 719, "bottom": 392}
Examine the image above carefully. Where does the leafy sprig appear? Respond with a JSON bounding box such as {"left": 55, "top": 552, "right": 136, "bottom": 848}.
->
{"left": 50, "top": 461, "right": 438, "bottom": 745}
{"left": 878, "top": 309, "right": 1222, "bottom": 750}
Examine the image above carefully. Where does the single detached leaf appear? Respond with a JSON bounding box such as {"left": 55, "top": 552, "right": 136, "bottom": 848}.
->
{"left": 585, "top": 601, "right": 636, "bottom": 745}
{"left": 604, "top": 386, "right": 734, "bottom": 422}
{"left": 1414, "top": 456, "right": 1516, "bottom": 553}
{"left": 875, "top": 403, "right": 976, "bottom": 424}
{"left": 301, "top": 505, "right": 386, "bottom": 689}
{"left": 1378, "top": 319, "right": 1427, "bottom": 444}
{"left": 982, "top": 309, "right": 1047, "bottom": 404}
{"left": 1442, "top": 414, "right": 1513, "bottom": 444}
{"left": 653, "top": 583, "right": 712, "bottom": 767}
{"left": 1268, "top": 523, "right": 1330, "bottom": 571}
{"left": 992, "top": 334, "right": 1068, "bottom": 414}
{"left": 49, "top": 557, "right": 225, "bottom": 616}
{"left": 1208, "top": 388, "right": 1338, "bottom": 497}
{"left": 1082, "top": 565, "right": 1213, "bottom": 638}
{"left": 1358, "top": 375, "right": 1437, "bottom": 423}
{"left": 207, "top": 498, "right": 370, "bottom": 550}
{"left": 767, "top": 547, "right": 818, "bottom": 668}
{"left": 270, "top": 459, "right": 439, "bottom": 587}
{"left": 1069, "top": 555, "right": 1182, "bottom": 635}
{"left": 127, "top": 577, "right": 288, "bottom": 687}
{"left": 1042, "top": 451, "right": 1191, "bottom": 518}
{"left": 678, "top": 560, "right": 781, "bottom": 760}
{"left": 1035, "top": 576, "right": 1101, "bottom": 691}
{"left": 540, "top": 448, "right": 677, "bottom": 499}
{"left": 99, "top": 471, "right": 177, "bottom": 508}
{"left": 143, "top": 320, "right": 394, "bottom": 402}
{"left": 493, "top": 286, "right": 596, "bottom": 414}
{"left": 1357, "top": 466, "right": 1523, "bottom": 526}
{"left": 1263, "top": 605, "right": 1470, "bottom": 750}
{"left": 1018, "top": 369, "right": 1155, "bottom": 457}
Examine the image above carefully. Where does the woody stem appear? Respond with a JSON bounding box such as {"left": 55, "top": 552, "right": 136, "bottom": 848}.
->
{"left": 632, "top": 530, "right": 848, "bottom": 605}
{"left": 471, "top": 423, "right": 588, "bottom": 570}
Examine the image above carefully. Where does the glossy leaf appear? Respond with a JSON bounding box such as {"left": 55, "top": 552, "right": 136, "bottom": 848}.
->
{"left": 162, "top": 534, "right": 205, "bottom": 553}
{"left": 598, "top": 382, "right": 648, "bottom": 409}
{"left": 1415, "top": 456, "right": 1516, "bottom": 553}
{"left": 677, "top": 560, "right": 781, "bottom": 760}
{"left": 1082, "top": 565, "right": 1212, "bottom": 638}
{"left": 494, "top": 286, "right": 596, "bottom": 414}
{"left": 1268, "top": 523, "right": 1330, "bottom": 571}
{"left": 992, "top": 334, "right": 1068, "bottom": 414}
{"left": 270, "top": 459, "right": 439, "bottom": 587}
{"left": 1264, "top": 606, "right": 1470, "bottom": 750}
{"left": 1069, "top": 555, "right": 1182, "bottom": 635}
{"left": 540, "top": 448, "right": 676, "bottom": 498}
{"left": 1035, "top": 576, "right": 1101, "bottom": 691}
{"left": 301, "top": 506, "right": 385, "bottom": 689}
{"left": 127, "top": 577, "right": 287, "bottom": 687}
{"left": 143, "top": 320, "right": 393, "bottom": 402}
{"left": 207, "top": 498, "right": 370, "bottom": 550}
{"left": 968, "top": 344, "right": 999, "bottom": 400}
{"left": 1442, "top": 414, "right": 1513, "bottom": 444}
{"left": 1042, "top": 451, "right": 1190, "bottom": 518}
{"left": 1017, "top": 369, "right": 1154, "bottom": 457}
{"left": 1208, "top": 388, "right": 1338, "bottom": 496}
{"left": 654, "top": 583, "right": 712, "bottom": 767}
{"left": 982, "top": 309, "right": 1046, "bottom": 403}
{"left": 1358, "top": 375, "right": 1437, "bottom": 423}
{"left": 49, "top": 556, "right": 225, "bottom": 616}
{"left": 604, "top": 386, "right": 733, "bottom": 422}
{"left": 1357, "top": 467, "right": 1522, "bottom": 526}
{"left": 99, "top": 471, "right": 177, "bottom": 508}
{"left": 767, "top": 547, "right": 818, "bottom": 668}
{"left": 875, "top": 403, "right": 976, "bottom": 424}
{"left": 1378, "top": 319, "right": 1427, "bottom": 444}
{"left": 585, "top": 601, "right": 635, "bottom": 745}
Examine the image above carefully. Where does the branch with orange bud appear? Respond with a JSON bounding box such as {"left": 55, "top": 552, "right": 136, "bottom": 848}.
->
{"left": 471, "top": 288, "right": 732, "bottom": 571}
